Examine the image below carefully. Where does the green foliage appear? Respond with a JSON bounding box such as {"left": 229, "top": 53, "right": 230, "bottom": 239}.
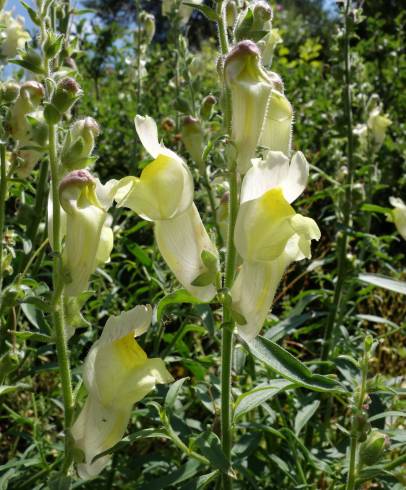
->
{"left": 0, "top": 1, "right": 405, "bottom": 489}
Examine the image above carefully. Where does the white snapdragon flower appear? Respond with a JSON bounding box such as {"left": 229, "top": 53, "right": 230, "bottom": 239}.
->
{"left": 224, "top": 41, "right": 292, "bottom": 173}
{"left": 231, "top": 151, "right": 320, "bottom": 339}
{"left": 115, "top": 116, "right": 218, "bottom": 302}
{"left": 0, "top": 10, "right": 30, "bottom": 59}
{"left": 72, "top": 305, "right": 173, "bottom": 479}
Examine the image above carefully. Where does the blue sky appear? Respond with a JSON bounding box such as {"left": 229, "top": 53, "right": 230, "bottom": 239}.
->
{"left": 6, "top": 0, "right": 338, "bottom": 29}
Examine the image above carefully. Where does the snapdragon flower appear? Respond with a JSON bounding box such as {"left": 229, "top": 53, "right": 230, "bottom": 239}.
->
{"left": 162, "top": 0, "right": 203, "bottom": 25}
{"left": 224, "top": 40, "right": 292, "bottom": 173}
{"left": 367, "top": 107, "right": 391, "bottom": 148}
{"left": 115, "top": 116, "right": 218, "bottom": 302}
{"left": 72, "top": 305, "right": 173, "bottom": 479}
{"left": 231, "top": 151, "right": 320, "bottom": 339}
{"left": 56, "top": 170, "right": 117, "bottom": 296}
{"left": 388, "top": 197, "right": 406, "bottom": 241}
{"left": 0, "top": 10, "right": 30, "bottom": 59}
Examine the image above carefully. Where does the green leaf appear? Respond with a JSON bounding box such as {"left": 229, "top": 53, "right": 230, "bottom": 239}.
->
{"left": 9, "top": 59, "right": 45, "bottom": 75}
{"left": 359, "top": 273, "right": 406, "bottom": 295}
{"left": 230, "top": 309, "right": 247, "bottom": 326}
{"left": 368, "top": 411, "right": 405, "bottom": 422}
{"left": 193, "top": 431, "right": 228, "bottom": 472}
{"left": 165, "top": 377, "right": 189, "bottom": 411}
{"left": 201, "top": 250, "right": 218, "bottom": 273}
{"left": 20, "top": 1, "right": 41, "bottom": 26}
{"left": 244, "top": 336, "right": 346, "bottom": 393}
{"left": 48, "top": 473, "right": 72, "bottom": 490}
{"left": 183, "top": 3, "right": 218, "bottom": 21}
{"left": 233, "top": 379, "right": 294, "bottom": 421}
{"left": 0, "top": 384, "right": 30, "bottom": 397}
{"left": 14, "top": 331, "right": 53, "bottom": 343}
{"left": 265, "top": 312, "right": 323, "bottom": 342}
{"left": 93, "top": 428, "right": 171, "bottom": 461}
{"left": 361, "top": 203, "right": 391, "bottom": 214}
{"left": 127, "top": 243, "right": 152, "bottom": 267}
{"left": 191, "top": 271, "right": 214, "bottom": 287}
{"left": 139, "top": 459, "right": 201, "bottom": 490}
{"left": 356, "top": 314, "right": 399, "bottom": 329}
{"left": 156, "top": 289, "right": 204, "bottom": 323}
{"left": 180, "top": 470, "right": 219, "bottom": 490}
{"left": 294, "top": 400, "right": 320, "bottom": 435}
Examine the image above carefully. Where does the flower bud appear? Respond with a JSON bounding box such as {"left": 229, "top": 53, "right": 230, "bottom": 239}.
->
{"left": 59, "top": 170, "right": 114, "bottom": 296}
{"left": 224, "top": 40, "right": 273, "bottom": 173}
{"left": 161, "top": 117, "right": 176, "bottom": 132}
{"left": 43, "top": 31, "right": 63, "bottom": 59}
{"left": 61, "top": 117, "right": 100, "bottom": 171}
{"left": 367, "top": 107, "right": 391, "bottom": 148}
{"left": 200, "top": 94, "right": 216, "bottom": 120}
{"left": 46, "top": 77, "right": 82, "bottom": 123}
{"left": 258, "top": 28, "right": 283, "bottom": 66}
{"left": 19, "top": 81, "right": 45, "bottom": 110}
{"left": 234, "top": 2, "right": 272, "bottom": 43}
{"left": 253, "top": 2, "right": 273, "bottom": 24}
{"left": 226, "top": 1, "right": 237, "bottom": 27}
{"left": 1, "top": 81, "right": 20, "bottom": 103}
{"left": 181, "top": 116, "right": 204, "bottom": 170}
{"left": 138, "top": 11, "right": 155, "bottom": 45}
{"left": 359, "top": 430, "right": 389, "bottom": 467}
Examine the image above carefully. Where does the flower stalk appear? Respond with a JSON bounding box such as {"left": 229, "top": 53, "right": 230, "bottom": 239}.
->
{"left": 321, "top": 0, "right": 354, "bottom": 365}
{"left": 346, "top": 342, "right": 369, "bottom": 490}
{"left": 0, "top": 143, "right": 6, "bottom": 298}
{"left": 217, "top": 1, "right": 237, "bottom": 488}
{"left": 48, "top": 121, "right": 74, "bottom": 474}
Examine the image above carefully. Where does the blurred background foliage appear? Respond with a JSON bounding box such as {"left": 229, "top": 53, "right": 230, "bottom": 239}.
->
{"left": 1, "top": 0, "right": 405, "bottom": 488}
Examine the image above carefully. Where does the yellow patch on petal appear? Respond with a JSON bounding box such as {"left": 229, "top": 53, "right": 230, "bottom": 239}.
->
{"left": 259, "top": 187, "right": 295, "bottom": 221}
{"left": 113, "top": 335, "right": 147, "bottom": 369}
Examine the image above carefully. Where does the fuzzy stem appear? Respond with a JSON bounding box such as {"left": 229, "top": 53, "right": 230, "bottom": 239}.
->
{"left": 346, "top": 346, "right": 368, "bottom": 490}
{"left": 0, "top": 144, "right": 6, "bottom": 299}
{"left": 321, "top": 0, "right": 354, "bottom": 364}
{"left": 48, "top": 123, "right": 74, "bottom": 474}
{"left": 217, "top": 2, "right": 236, "bottom": 489}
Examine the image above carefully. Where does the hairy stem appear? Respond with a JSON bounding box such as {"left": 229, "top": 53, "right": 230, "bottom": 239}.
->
{"left": 346, "top": 347, "right": 368, "bottom": 490}
{"left": 48, "top": 123, "right": 74, "bottom": 474}
{"left": 217, "top": 2, "right": 236, "bottom": 488}
{"left": 0, "top": 144, "right": 6, "bottom": 298}
{"left": 321, "top": 0, "right": 354, "bottom": 364}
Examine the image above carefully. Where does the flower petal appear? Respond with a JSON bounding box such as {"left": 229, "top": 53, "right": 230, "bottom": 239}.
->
{"left": 259, "top": 90, "right": 293, "bottom": 157}
{"left": 71, "top": 396, "right": 132, "bottom": 480}
{"left": 283, "top": 151, "right": 309, "bottom": 203}
{"left": 234, "top": 187, "right": 296, "bottom": 261}
{"left": 114, "top": 155, "right": 193, "bottom": 221}
{"left": 99, "top": 305, "right": 152, "bottom": 345}
{"left": 154, "top": 204, "right": 218, "bottom": 302}
{"left": 134, "top": 115, "right": 162, "bottom": 158}
{"left": 241, "top": 151, "right": 289, "bottom": 204}
{"left": 64, "top": 205, "right": 106, "bottom": 296}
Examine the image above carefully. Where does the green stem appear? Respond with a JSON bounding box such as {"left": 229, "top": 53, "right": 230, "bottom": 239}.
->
{"left": 216, "top": 2, "right": 236, "bottom": 489}
{"left": 321, "top": 0, "right": 354, "bottom": 364}
{"left": 0, "top": 143, "right": 6, "bottom": 298}
{"left": 165, "top": 416, "right": 210, "bottom": 466}
{"left": 48, "top": 123, "right": 74, "bottom": 474}
{"left": 0, "top": 144, "right": 7, "bottom": 353}
{"left": 202, "top": 171, "right": 224, "bottom": 249}
{"left": 346, "top": 347, "right": 368, "bottom": 490}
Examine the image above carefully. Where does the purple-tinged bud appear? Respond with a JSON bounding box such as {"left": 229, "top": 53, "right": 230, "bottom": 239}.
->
{"left": 359, "top": 430, "right": 390, "bottom": 467}
{"left": 200, "top": 95, "right": 217, "bottom": 120}
{"left": 181, "top": 116, "right": 204, "bottom": 171}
